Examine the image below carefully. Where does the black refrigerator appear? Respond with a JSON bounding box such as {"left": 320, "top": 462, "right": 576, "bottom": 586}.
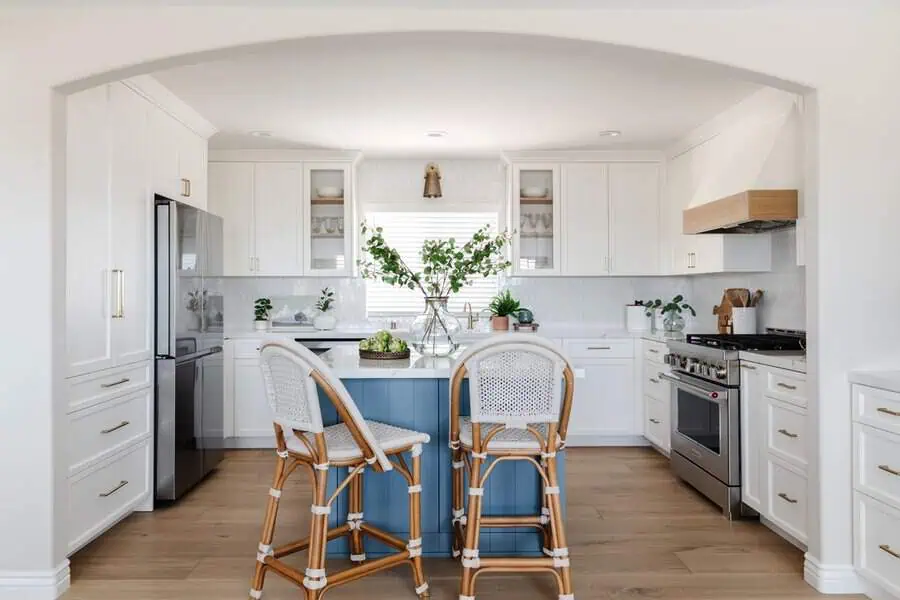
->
{"left": 154, "top": 195, "right": 225, "bottom": 501}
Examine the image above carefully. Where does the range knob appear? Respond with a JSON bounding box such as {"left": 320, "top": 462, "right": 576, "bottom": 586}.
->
{"left": 714, "top": 366, "right": 728, "bottom": 380}
{"left": 679, "top": 357, "right": 689, "bottom": 369}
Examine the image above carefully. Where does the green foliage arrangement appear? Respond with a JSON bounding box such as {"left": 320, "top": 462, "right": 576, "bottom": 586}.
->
{"left": 254, "top": 297, "right": 273, "bottom": 322}
{"left": 641, "top": 295, "right": 697, "bottom": 318}
{"left": 359, "top": 330, "right": 409, "bottom": 353}
{"left": 358, "top": 222, "right": 512, "bottom": 298}
{"left": 315, "top": 287, "right": 335, "bottom": 312}
{"left": 489, "top": 289, "right": 521, "bottom": 317}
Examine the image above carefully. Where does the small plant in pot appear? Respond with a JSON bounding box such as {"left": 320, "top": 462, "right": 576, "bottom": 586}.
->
{"left": 489, "top": 290, "right": 520, "bottom": 331}
{"left": 253, "top": 298, "right": 273, "bottom": 331}
{"left": 643, "top": 295, "right": 696, "bottom": 336}
{"left": 313, "top": 287, "right": 337, "bottom": 331}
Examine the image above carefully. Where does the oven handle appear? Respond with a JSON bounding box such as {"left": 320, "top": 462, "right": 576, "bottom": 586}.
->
{"left": 659, "top": 372, "right": 728, "bottom": 403}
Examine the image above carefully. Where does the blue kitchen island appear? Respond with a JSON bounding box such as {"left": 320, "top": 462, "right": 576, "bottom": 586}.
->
{"left": 315, "top": 346, "right": 566, "bottom": 558}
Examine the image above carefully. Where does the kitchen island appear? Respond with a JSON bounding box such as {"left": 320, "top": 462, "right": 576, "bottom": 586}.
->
{"left": 314, "top": 346, "right": 566, "bottom": 558}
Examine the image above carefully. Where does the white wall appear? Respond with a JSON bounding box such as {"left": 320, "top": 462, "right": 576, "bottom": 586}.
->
{"left": 4, "top": 7, "right": 900, "bottom": 598}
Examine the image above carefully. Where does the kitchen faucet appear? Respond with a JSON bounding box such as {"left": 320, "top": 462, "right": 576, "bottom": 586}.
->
{"left": 463, "top": 302, "right": 476, "bottom": 330}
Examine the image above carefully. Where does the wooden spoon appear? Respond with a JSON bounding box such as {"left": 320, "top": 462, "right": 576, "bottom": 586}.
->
{"left": 750, "top": 289, "right": 764, "bottom": 307}
{"left": 739, "top": 289, "right": 751, "bottom": 308}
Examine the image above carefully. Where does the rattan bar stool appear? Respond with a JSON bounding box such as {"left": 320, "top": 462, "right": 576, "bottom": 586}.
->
{"left": 449, "top": 334, "right": 576, "bottom": 600}
{"left": 249, "top": 341, "right": 431, "bottom": 600}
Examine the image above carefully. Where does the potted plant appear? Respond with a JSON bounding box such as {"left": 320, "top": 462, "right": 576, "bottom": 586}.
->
{"left": 643, "top": 295, "right": 696, "bottom": 335}
{"left": 359, "top": 222, "right": 511, "bottom": 356}
{"left": 488, "top": 290, "right": 520, "bottom": 331}
{"left": 313, "top": 287, "right": 337, "bottom": 331}
{"left": 186, "top": 289, "right": 207, "bottom": 331}
{"left": 253, "top": 297, "right": 273, "bottom": 331}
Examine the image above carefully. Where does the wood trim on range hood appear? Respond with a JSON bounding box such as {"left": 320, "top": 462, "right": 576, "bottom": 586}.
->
{"left": 683, "top": 189, "right": 799, "bottom": 234}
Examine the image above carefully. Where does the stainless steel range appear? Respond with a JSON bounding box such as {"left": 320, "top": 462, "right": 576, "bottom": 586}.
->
{"left": 662, "top": 330, "right": 805, "bottom": 519}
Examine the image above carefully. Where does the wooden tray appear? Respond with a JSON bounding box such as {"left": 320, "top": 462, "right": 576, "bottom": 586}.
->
{"left": 359, "top": 349, "right": 411, "bottom": 360}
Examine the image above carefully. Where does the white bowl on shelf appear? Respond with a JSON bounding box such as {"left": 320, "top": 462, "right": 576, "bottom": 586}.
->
{"left": 520, "top": 187, "right": 548, "bottom": 198}
{"left": 316, "top": 186, "right": 344, "bottom": 199}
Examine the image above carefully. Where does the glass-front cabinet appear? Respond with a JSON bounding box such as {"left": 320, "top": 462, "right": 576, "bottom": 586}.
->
{"left": 303, "top": 162, "right": 353, "bottom": 276}
{"left": 511, "top": 164, "right": 561, "bottom": 275}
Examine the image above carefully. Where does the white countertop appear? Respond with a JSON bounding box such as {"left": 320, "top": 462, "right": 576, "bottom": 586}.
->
{"left": 320, "top": 345, "right": 459, "bottom": 379}
{"left": 739, "top": 350, "right": 806, "bottom": 373}
{"left": 849, "top": 370, "right": 900, "bottom": 392}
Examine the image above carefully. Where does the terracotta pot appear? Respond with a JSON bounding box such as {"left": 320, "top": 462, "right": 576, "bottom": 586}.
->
{"left": 491, "top": 315, "right": 510, "bottom": 331}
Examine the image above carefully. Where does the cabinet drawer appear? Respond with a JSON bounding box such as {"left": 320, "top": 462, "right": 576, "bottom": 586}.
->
{"left": 765, "top": 369, "right": 806, "bottom": 407}
{"left": 643, "top": 363, "right": 670, "bottom": 402}
{"left": 68, "top": 389, "right": 152, "bottom": 474}
{"left": 67, "top": 361, "right": 152, "bottom": 412}
{"left": 855, "top": 492, "right": 900, "bottom": 597}
{"left": 854, "top": 424, "right": 900, "bottom": 507}
{"left": 232, "top": 339, "right": 264, "bottom": 359}
{"left": 854, "top": 384, "right": 900, "bottom": 436}
{"left": 766, "top": 398, "right": 807, "bottom": 469}
{"left": 644, "top": 395, "right": 669, "bottom": 451}
{"left": 643, "top": 340, "right": 668, "bottom": 363}
{"left": 766, "top": 458, "right": 808, "bottom": 543}
{"left": 68, "top": 441, "right": 151, "bottom": 553}
{"left": 565, "top": 338, "right": 633, "bottom": 359}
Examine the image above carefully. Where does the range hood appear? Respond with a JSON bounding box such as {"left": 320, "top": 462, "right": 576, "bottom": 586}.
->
{"left": 683, "top": 190, "right": 798, "bottom": 234}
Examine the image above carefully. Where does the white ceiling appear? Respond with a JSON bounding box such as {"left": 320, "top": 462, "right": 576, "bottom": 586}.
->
{"left": 154, "top": 32, "right": 761, "bottom": 154}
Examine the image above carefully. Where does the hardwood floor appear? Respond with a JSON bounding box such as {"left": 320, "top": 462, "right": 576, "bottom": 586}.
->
{"left": 66, "top": 448, "right": 858, "bottom": 599}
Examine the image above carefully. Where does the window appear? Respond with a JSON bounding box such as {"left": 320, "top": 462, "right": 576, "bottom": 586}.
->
{"left": 364, "top": 211, "right": 502, "bottom": 316}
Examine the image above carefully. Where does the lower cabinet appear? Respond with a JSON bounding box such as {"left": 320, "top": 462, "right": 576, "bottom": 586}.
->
{"left": 740, "top": 359, "right": 808, "bottom": 547}
{"left": 233, "top": 358, "right": 271, "bottom": 439}
{"left": 641, "top": 339, "right": 670, "bottom": 455}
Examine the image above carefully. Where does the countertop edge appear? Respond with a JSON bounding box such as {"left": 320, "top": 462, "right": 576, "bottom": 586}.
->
{"left": 849, "top": 370, "right": 900, "bottom": 393}
{"left": 739, "top": 350, "right": 807, "bottom": 374}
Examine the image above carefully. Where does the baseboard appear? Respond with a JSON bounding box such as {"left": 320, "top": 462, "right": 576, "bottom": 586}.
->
{"left": 803, "top": 554, "right": 864, "bottom": 594}
{"left": 0, "top": 561, "right": 70, "bottom": 600}
{"left": 860, "top": 575, "right": 900, "bottom": 600}
{"left": 566, "top": 434, "right": 650, "bottom": 447}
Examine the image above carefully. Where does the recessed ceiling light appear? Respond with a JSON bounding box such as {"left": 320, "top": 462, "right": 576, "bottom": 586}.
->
{"left": 250, "top": 130, "right": 272, "bottom": 138}
{"left": 426, "top": 130, "right": 448, "bottom": 138}
{"left": 598, "top": 130, "right": 621, "bottom": 137}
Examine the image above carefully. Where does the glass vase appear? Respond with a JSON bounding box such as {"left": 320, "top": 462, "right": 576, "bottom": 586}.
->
{"left": 663, "top": 311, "right": 685, "bottom": 336}
{"left": 410, "top": 296, "right": 461, "bottom": 357}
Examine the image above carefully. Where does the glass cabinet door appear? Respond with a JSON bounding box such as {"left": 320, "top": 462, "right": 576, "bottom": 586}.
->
{"left": 304, "top": 163, "right": 352, "bottom": 275}
{"left": 513, "top": 164, "right": 560, "bottom": 274}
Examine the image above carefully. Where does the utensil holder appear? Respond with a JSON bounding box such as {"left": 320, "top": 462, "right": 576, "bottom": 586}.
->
{"left": 626, "top": 305, "right": 651, "bottom": 332}
{"left": 731, "top": 307, "right": 757, "bottom": 334}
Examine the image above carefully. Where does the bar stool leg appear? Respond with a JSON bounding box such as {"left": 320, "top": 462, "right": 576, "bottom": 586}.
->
{"left": 250, "top": 453, "right": 287, "bottom": 600}
{"left": 408, "top": 445, "right": 429, "bottom": 598}
{"left": 348, "top": 469, "right": 365, "bottom": 564}
{"left": 459, "top": 454, "right": 485, "bottom": 600}
{"left": 540, "top": 456, "right": 552, "bottom": 556}
{"left": 545, "top": 456, "right": 573, "bottom": 599}
{"left": 451, "top": 447, "right": 465, "bottom": 559}
{"left": 304, "top": 467, "right": 330, "bottom": 600}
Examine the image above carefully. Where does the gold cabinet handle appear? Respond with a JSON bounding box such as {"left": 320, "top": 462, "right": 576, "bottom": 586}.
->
{"left": 878, "top": 464, "right": 900, "bottom": 477}
{"left": 111, "top": 269, "right": 124, "bottom": 318}
{"left": 777, "top": 382, "right": 798, "bottom": 391}
{"left": 777, "top": 492, "right": 798, "bottom": 504}
{"left": 181, "top": 178, "right": 191, "bottom": 197}
{"left": 649, "top": 419, "right": 661, "bottom": 424}
{"left": 100, "top": 377, "right": 130, "bottom": 389}
{"left": 741, "top": 364, "right": 757, "bottom": 370}
{"left": 99, "top": 480, "right": 129, "bottom": 498}
{"left": 880, "top": 544, "right": 900, "bottom": 560}
{"left": 777, "top": 428, "right": 799, "bottom": 439}
{"left": 101, "top": 421, "right": 130, "bottom": 434}
{"left": 648, "top": 349, "right": 660, "bottom": 354}
{"left": 587, "top": 346, "right": 611, "bottom": 350}
{"left": 649, "top": 378, "right": 660, "bottom": 384}
{"left": 877, "top": 407, "right": 900, "bottom": 417}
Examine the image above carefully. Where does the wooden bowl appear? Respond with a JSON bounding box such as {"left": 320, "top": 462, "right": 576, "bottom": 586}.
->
{"left": 358, "top": 349, "right": 411, "bottom": 360}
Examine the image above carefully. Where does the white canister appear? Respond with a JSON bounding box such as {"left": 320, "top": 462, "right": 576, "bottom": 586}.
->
{"left": 625, "top": 305, "right": 651, "bottom": 332}
{"left": 731, "top": 307, "right": 758, "bottom": 335}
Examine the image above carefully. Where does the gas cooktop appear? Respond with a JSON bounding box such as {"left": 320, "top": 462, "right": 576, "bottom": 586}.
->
{"left": 685, "top": 332, "right": 805, "bottom": 352}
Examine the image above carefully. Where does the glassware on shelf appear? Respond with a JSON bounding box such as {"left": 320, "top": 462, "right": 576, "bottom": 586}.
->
{"left": 409, "top": 296, "right": 461, "bottom": 357}
{"left": 312, "top": 217, "right": 322, "bottom": 235}
{"left": 324, "top": 218, "right": 336, "bottom": 235}
{"left": 337, "top": 217, "right": 344, "bottom": 235}
{"left": 526, "top": 213, "right": 539, "bottom": 230}
{"left": 541, "top": 213, "right": 553, "bottom": 232}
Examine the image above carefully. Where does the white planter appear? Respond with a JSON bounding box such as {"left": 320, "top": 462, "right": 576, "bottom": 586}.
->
{"left": 652, "top": 308, "right": 665, "bottom": 332}
{"left": 314, "top": 313, "right": 337, "bottom": 331}
{"left": 731, "top": 307, "right": 758, "bottom": 334}
{"left": 625, "top": 305, "right": 651, "bottom": 332}
{"left": 253, "top": 320, "right": 269, "bottom": 331}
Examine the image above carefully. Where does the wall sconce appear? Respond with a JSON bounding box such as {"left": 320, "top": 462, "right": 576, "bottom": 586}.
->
{"left": 423, "top": 162, "right": 442, "bottom": 198}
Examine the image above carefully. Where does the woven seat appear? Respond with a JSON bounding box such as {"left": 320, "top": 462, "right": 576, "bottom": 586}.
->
{"left": 286, "top": 420, "right": 430, "bottom": 461}
{"left": 457, "top": 416, "right": 548, "bottom": 452}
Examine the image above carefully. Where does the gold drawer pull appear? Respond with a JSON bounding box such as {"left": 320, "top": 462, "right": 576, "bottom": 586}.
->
{"left": 648, "top": 349, "right": 660, "bottom": 354}
{"left": 101, "top": 421, "right": 130, "bottom": 435}
{"left": 99, "top": 480, "right": 129, "bottom": 498}
{"left": 880, "top": 544, "right": 900, "bottom": 560}
{"left": 776, "top": 382, "right": 798, "bottom": 391}
{"left": 100, "top": 377, "right": 130, "bottom": 389}
{"left": 649, "top": 378, "right": 660, "bottom": 384}
{"left": 741, "top": 364, "right": 757, "bottom": 370}
{"left": 649, "top": 419, "right": 661, "bottom": 424}
{"left": 777, "top": 429, "right": 799, "bottom": 439}
{"left": 878, "top": 464, "right": 900, "bottom": 477}
{"left": 777, "top": 492, "right": 798, "bottom": 504}
{"left": 877, "top": 407, "right": 900, "bottom": 417}
{"left": 587, "top": 346, "right": 611, "bottom": 350}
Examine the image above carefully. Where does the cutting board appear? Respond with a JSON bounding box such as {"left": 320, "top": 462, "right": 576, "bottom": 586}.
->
{"left": 713, "top": 288, "right": 748, "bottom": 334}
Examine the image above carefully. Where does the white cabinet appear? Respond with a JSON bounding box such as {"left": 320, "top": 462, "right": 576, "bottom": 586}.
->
{"left": 641, "top": 338, "right": 670, "bottom": 455}
{"left": 66, "top": 83, "right": 154, "bottom": 378}
{"left": 255, "top": 163, "right": 304, "bottom": 276}
{"left": 225, "top": 339, "right": 273, "bottom": 443}
{"left": 512, "top": 163, "right": 561, "bottom": 275}
{"left": 740, "top": 359, "right": 807, "bottom": 546}
{"left": 561, "top": 163, "right": 608, "bottom": 275}
{"left": 149, "top": 105, "right": 208, "bottom": 210}
{"left": 609, "top": 163, "right": 660, "bottom": 275}
{"left": 305, "top": 163, "right": 354, "bottom": 275}
{"left": 208, "top": 162, "right": 254, "bottom": 276}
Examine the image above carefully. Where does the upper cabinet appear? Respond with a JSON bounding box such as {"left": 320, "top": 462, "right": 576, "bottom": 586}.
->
{"left": 512, "top": 164, "right": 561, "bottom": 275}
{"left": 149, "top": 109, "right": 208, "bottom": 210}
{"left": 208, "top": 155, "right": 357, "bottom": 278}
{"left": 510, "top": 158, "right": 661, "bottom": 277}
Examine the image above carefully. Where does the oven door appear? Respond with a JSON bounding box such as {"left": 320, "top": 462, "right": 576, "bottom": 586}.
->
{"left": 660, "top": 371, "right": 740, "bottom": 486}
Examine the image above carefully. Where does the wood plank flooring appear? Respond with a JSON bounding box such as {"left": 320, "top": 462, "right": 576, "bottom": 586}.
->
{"left": 66, "top": 448, "right": 859, "bottom": 599}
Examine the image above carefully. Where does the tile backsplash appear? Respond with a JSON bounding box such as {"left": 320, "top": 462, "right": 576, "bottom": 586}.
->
{"left": 224, "top": 229, "right": 805, "bottom": 333}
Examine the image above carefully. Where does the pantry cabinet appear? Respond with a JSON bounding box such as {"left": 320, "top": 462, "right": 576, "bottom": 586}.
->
{"left": 149, "top": 101, "right": 208, "bottom": 210}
